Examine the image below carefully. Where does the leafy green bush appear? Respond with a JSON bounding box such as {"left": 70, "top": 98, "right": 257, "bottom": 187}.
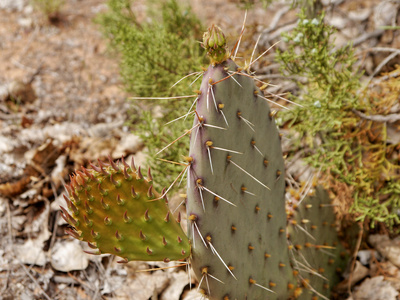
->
{"left": 97, "top": 0, "right": 206, "bottom": 190}
{"left": 276, "top": 11, "right": 400, "bottom": 229}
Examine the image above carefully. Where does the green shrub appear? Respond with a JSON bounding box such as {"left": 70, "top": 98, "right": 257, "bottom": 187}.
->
{"left": 276, "top": 11, "right": 400, "bottom": 229}
{"left": 97, "top": 0, "right": 206, "bottom": 190}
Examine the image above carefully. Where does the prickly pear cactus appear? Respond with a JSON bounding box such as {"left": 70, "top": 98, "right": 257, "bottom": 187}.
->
{"left": 61, "top": 157, "right": 190, "bottom": 263}
{"left": 287, "top": 186, "right": 347, "bottom": 299}
{"left": 186, "top": 26, "right": 295, "bottom": 299}
{"left": 61, "top": 25, "right": 348, "bottom": 300}
{"left": 185, "top": 25, "right": 346, "bottom": 300}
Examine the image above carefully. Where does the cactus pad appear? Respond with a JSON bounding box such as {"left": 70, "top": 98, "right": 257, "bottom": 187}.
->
{"left": 287, "top": 185, "right": 348, "bottom": 299}
{"left": 186, "top": 59, "right": 296, "bottom": 299}
{"left": 61, "top": 158, "right": 190, "bottom": 262}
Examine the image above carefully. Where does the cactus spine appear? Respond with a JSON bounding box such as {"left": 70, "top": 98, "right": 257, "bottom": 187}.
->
{"left": 62, "top": 25, "right": 347, "bottom": 300}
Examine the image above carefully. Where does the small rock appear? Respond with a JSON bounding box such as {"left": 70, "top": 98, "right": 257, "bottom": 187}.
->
{"left": 357, "top": 249, "right": 381, "bottom": 266}
{"left": 18, "top": 17, "right": 33, "bottom": 28}
{"left": 373, "top": 2, "right": 399, "bottom": 28}
{"left": 353, "top": 276, "right": 399, "bottom": 300}
{"left": 51, "top": 239, "right": 90, "bottom": 272}
{"left": 369, "top": 234, "right": 400, "bottom": 268}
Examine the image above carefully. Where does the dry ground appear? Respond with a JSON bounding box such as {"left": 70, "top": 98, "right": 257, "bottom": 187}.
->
{"left": 1, "top": 0, "right": 400, "bottom": 299}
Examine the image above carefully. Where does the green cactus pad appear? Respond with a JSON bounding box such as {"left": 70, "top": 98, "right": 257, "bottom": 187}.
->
{"left": 287, "top": 185, "right": 348, "bottom": 299}
{"left": 61, "top": 157, "right": 190, "bottom": 262}
{"left": 186, "top": 59, "right": 296, "bottom": 299}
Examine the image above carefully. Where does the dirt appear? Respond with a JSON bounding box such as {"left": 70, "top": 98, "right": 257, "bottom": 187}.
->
{"left": 1, "top": 0, "right": 400, "bottom": 299}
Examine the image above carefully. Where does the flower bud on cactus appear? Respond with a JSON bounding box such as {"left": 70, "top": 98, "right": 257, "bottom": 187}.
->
{"left": 202, "top": 24, "right": 230, "bottom": 64}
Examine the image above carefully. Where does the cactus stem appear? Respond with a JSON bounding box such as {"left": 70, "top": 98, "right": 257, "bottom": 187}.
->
{"left": 228, "top": 158, "right": 271, "bottom": 190}
{"left": 249, "top": 278, "right": 276, "bottom": 294}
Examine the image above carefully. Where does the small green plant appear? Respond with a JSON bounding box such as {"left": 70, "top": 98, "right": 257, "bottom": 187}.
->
{"left": 96, "top": 0, "right": 206, "bottom": 191}
{"left": 276, "top": 11, "right": 400, "bottom": 229}
{"left": 31, "top": 0, "right": 64, "bottom": 23}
